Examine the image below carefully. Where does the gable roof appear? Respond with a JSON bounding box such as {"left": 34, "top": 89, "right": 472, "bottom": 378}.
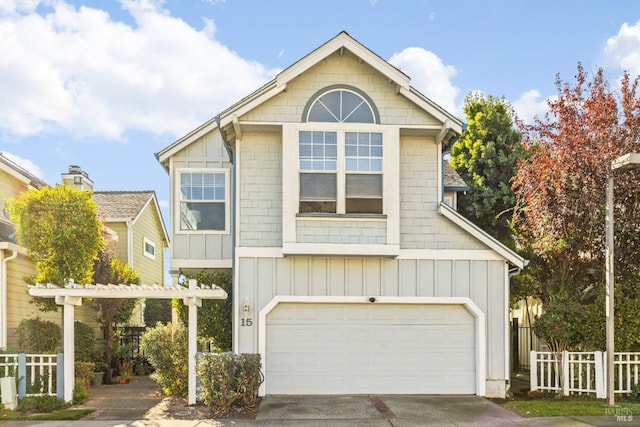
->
{"left": 0, "top": 152, "right": 47, "bottom": 189}
{"left": 444, "top": 162, "right": 469, "bottom": 192}
{"left": 92, "top": 191, "right": 169, "bottom": 247}
{"left": 156, "top": 31, "right": 463, "bottom": 167}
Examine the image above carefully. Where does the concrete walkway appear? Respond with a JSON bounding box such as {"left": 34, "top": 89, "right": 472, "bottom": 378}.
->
{"left": 3, "top": 375, "right": 639, "bottom": 426}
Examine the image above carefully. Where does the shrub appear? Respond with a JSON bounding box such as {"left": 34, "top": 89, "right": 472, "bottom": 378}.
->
{"left": 140, "top": 322, "right": 188, "bottom": 397}
{"left": 198, "top": 353, "right": 263, "bottom": 412}
{"left": 74, "top": 361, "right": 95, "bottom": 386}
{"left": 17, "top": 318, "right": 61, "bottom": 353}
{"left": 17, "top": 395, "right": 66, "bottom": 413}
{"left": 73, "top": 378, "right": 89, "bottom": 404}
{"left": 74, "top": 321, "right": 101, "bottom": 362}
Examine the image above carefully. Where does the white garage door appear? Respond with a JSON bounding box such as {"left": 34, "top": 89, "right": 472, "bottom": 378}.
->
{"left": 265, "top": 303, "right": 476, "bottom": 394}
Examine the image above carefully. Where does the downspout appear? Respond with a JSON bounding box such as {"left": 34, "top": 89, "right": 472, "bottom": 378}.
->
{"left": 126, "top": 220, "right": 134, "bottom": 268}
{"left": 215, "top": 116, "right": 238, "bottom": 353}
{"left": 1, "top": 247, "right": 18, "bottom": 350}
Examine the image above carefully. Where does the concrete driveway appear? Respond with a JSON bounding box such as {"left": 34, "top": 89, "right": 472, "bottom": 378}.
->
{"left": 248, "top": 394, "right": 595, "bottom": 426}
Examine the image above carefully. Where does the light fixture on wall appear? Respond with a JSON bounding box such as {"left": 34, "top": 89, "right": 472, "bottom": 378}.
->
{"left": 242, "top": 297, "right": 250, "bottom": 320}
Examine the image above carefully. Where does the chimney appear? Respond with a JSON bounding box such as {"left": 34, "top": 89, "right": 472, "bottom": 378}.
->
{"left": 61, "top": 165, "right": 94, "bottom": 191}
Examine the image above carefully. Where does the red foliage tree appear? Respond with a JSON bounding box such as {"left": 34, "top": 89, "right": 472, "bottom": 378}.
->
{"left": 513, "top": 64, "right": 640, "bottom": 304}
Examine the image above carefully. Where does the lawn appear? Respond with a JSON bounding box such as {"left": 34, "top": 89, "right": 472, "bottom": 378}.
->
{"left": 0, "top": 408, "right": 94, "bottom": 421}
{"left": 502, "top": 399, "right": 640, "bottom": 418}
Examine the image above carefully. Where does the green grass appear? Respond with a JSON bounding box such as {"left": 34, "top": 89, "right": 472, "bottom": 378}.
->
{"left": 0, "top": 408, "right": 94, "bottom": 421}
{"left": 502, "top": 399, "right": 640, "bottom": 417}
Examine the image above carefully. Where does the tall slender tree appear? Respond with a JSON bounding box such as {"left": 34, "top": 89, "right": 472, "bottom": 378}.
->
{"left": 450, "top": 92, "right": 525, "bottom": 247}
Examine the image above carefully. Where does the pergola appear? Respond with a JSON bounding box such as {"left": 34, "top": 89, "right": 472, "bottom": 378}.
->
{"left": 28, "top": 279, "right": 227, "bottom": 404}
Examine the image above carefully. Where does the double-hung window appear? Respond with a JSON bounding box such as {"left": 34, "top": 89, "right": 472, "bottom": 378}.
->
{"left": 298, "top": 87, "right": 383, "bottom": 215}
{"left": 178, "top": 169, "right": 228, "bottom": 232}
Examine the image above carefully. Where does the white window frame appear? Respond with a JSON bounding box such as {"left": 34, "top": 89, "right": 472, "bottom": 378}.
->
{"left": 143, "top": 237, "right": 156, "bottom": 260}
{"left": 282, "top": 123, "right": 400, "bottom": 246}
{"left": 174, "top": 168, "right": 231, "bottom": 235}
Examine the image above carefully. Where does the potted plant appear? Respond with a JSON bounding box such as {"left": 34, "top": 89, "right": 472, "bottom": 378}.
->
{"left": 92, "top": 361, "right": 108, "bottom": 386}
{"left": 118, "top": 361, "right": 133, "bottom": 384}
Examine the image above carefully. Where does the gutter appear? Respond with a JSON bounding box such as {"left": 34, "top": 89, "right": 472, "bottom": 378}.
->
{"left": 1, "top": 245, "right": 18, "bottom": 350}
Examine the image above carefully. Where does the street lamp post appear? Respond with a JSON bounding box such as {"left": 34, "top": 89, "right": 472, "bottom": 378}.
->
{"left": 606, "top": 152, "right": 640, "bottom": 406}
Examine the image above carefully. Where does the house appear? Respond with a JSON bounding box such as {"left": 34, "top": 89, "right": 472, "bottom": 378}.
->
{"left": 156, "top": 32, "right": 527, "bottom": 398}
{"left": 0, "top": 155, "right": 97, "bottom": 351}
{"left": 62, "top": 166, "right": 170, "bottom": 325}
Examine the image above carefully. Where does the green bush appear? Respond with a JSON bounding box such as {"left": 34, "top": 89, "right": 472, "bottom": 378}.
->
{"left": 74, "top": 321, "right": 101, "bottom": 362}
{"left": 140, "top": 322, "right": 188, "bottom": 397}
{"left": 176, "top": 270, "right": 232, "bottom": 352}
{"left": 73, "top": 378, "right": 89, "bottom": 405}
{"left": 198, "top": 353, "right": 263, "bottom": 411}
{"left": 17, "top": 395, "right": 66, "bottom": 413}
{"left": 17, "top": 318, "right": 61, "bottom": 353}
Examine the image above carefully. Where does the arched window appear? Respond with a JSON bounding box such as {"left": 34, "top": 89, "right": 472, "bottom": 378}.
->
{"left": 304, "top": 86, "right": 378, "bottom": 124}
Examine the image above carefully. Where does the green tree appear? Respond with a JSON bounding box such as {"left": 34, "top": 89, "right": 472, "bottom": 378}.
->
{"left": 176, "top": 270, "right": 232, "bottom": 352}
{"left": 91, "top": 248, "right": 139, "bottom": 383}
{"left": 450, "top": 92, "right": 525, "bottom": 247}
{"left": 143, "top": 299, "right": 172, "bottom": 327}
{"left": 6, "top": 185, "right": 103, "bottom": 311}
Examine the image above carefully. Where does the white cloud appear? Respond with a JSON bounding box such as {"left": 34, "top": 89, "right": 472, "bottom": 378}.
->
{"left": 0, "top": 0, "right": 278, "bottom": 141}
{"left": 511, "top": 89, "right": 553, "bottom": 124}
{"left": 604, "top": 20, "right": 640, "bottom": 76}
{"left": 388, "top": 47, "right": 459, "bottom": 115}
{"left": 1, "top": 151, "right": 44, "bottom": 178}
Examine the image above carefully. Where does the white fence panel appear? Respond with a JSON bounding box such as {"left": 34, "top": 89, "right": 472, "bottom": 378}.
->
{"left": 531, "top": 351, "right": 639, "bottom": 398}
{"left": 0, "top": 353, "right": 60, "bottom": 398}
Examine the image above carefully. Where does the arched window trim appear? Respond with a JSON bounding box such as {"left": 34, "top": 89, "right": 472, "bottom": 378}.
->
{"left": 301, "top": 84, "right": 380, "bottom": 124}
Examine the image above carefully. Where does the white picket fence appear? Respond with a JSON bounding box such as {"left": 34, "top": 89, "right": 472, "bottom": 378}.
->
{"left": 530, "top": 351, "right": 640, "bottom": 397}
{"left": 0, "top": 353, "right": 61, "bottom": 398}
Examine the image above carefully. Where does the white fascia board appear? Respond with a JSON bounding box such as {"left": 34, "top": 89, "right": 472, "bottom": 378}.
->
{"left": 0, "top": 242, "right": 27, "bottom": 255}
{"left": 399, "top": 86, "right": 463, "bottom": 131}
{"left": 438, "top": 202, "right": 527, "bottom": 269}
{"left": 282, "top": 243, "right": 400, "bottom": 258}
{"left": 170, "top": 258, "right": 233, "bottom": 269}
{"left": 277, "top": 32, "right": 410, "bottom": 91}
{"left": 217, "top": 83, "right": 286, "bottom": 129}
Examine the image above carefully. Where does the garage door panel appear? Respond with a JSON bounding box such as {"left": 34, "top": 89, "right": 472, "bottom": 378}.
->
{"left": 266, "top": 303, "right": 475, "bottom": 394}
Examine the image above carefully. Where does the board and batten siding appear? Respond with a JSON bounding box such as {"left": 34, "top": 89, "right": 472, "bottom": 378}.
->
{"left": 131, "top": 203, "right": 165, "bottom": 285}
{"left": 169, "top": 131, "right": 233, "bottom": 265}
{"left": 236, "top": 255, "right": 507, "bottom": 382}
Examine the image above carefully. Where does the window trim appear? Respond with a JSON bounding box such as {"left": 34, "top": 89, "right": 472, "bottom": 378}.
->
{"left": 282, "top": 123, "right": 400, "bottom": 247}
{"left": 301, "top": 84, "right": 381, "bottom": 124}
{"left": 143, "top": 237, "right": 156, "bottom": 260}
{"left": 174, "top": 168, "right": 231, "bottom": 235}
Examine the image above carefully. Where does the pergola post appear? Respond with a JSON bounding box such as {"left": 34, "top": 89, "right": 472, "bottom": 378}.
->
{"left": 186, "top": 278, "right": 201, "bottom": 405}
{"left": 29, "top": 281, "right": 227, "bottom": 405}
{"left": 55, "top": 294, "right": 82, "bottom": 403}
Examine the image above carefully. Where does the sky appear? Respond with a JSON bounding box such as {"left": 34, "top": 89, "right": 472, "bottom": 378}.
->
{"left": 2, "top": 0, "right": 640, "bottom": 242}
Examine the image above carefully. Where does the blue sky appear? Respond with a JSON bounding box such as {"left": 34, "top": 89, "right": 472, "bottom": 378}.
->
{"left": 2, "top": 0, "right": 640, "bottom": 238}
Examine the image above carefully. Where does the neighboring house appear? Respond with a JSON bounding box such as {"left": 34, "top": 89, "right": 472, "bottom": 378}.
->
{"left": 62, "top": 166, "right": 169, "bottom": 325}
{"left": 156, "top": 32, "right": 527, "bottom": 398}
{"left": 0, "top": 155, "right": 96, "bottom": 351}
